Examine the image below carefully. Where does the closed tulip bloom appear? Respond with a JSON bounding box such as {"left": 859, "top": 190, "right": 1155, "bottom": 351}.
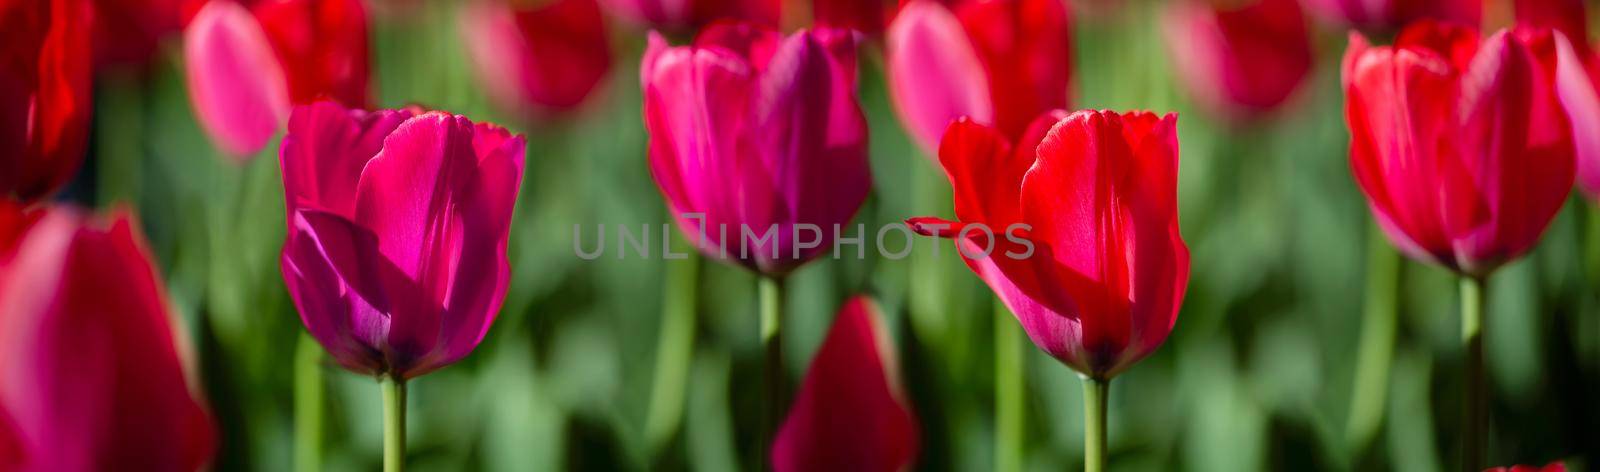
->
{"left": 278, "top": 100, "right": 525, "bottom": 379}
{"left": 601, "top": 0, "right": 776, "bottom": 30}
{"left": 1163, "top": 0, "right": 1312, "bottom": 120}
{"left": 772, "top": 296, "right": 918, "bottom": 472}
{"left": 253, "top": 0, "right": 371, "bottom": 108}
{"left": 1, "top": 0, "right": 92, "bottom": 201}
{"left": 1344, "top": 22, "right": 1575, "bottom": 277}
{"left": 910, "top": 109, "right": 1189, "bottom": 379}
{"left": 641, "top": 22, "right": 870, "bottom": 276}
{"left": 1520, "top": 0, "right": 1600, "bottom": 199}
{"left": 461, "top": 0, "right": 612, "bottom": 116}
{"left": 0, "top": 203, "right": 216, "bottom": 471}
{"left": 184, "top": 0, "right": 290, "bottom": 157}
{"left": 886, "top": 0, "right": 1073, "bottom": 153}
{"left": 1302, "top": 0, "right": 1478, "bottom": 32}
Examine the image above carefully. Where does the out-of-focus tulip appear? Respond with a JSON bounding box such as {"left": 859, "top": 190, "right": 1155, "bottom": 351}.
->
{"left": 278, "top": 100, "right": 525, "bottom": 380}
{"left": 1, "top": 0, "right": 92, "bottom": 201}
{"left": 1301, "top": 0, "right": 1478, "bottom": 32}
{"left": 772, "top": 296, "right": 918, "bottom": 472}
{"left": 886, "top": 0, "right": 1073, "bottom": 154}
{"left": 601, "top": 0, "right": 777, "bottom": 30}
{"left": 185, "top": 0, "right": 371, "bottom": 158}
{"left": 1163, "top": 0, "right": 1312, "bottom": 120}
{"left": 814, "top": 0, "right": 891, "bottom": 36}
{"left": 461, "top": 0, "right": 612, "bottom": 116}
{"left": 641, "top": 22, "right": 870, "bottom": 276}
{"left": 253, "top": 0, "right": 370, "bottom": 108}
{"left": 1344, "top": 21, "right": 1574, "bottom": 277}
{"left": 90, "top": 0, "right": 192, "bottom": 66}
{"left": 1519, "top": 0, "right": 1600, "bottom": 200}
{"left": 909, "top": 109, "right": 1189, "bottom": 379}
{"left": 1485, "top": 463, "right": 1566, "bottom": 472}
{"left": 0, "top": 203, "right": 216, "bottom": 471}
{"left": 184, "top": 0, "right": 290, "bottom": 157}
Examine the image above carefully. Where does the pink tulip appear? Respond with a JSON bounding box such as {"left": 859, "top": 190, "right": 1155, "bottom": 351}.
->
{"left": 909, "top": 110, "right": 1189, "bottom": 379}
{"left": 0, "top": 203, "right": 216, "bottom": 471}
{"left": 641, "top": 22, "right": 870, "bottom": 276}
{"left": 886, "top": 0, "right": 1073, "bottom": 153}
{"left": 772, "top": 296, "right": 919, "bottom": 472}
{"left": 1, "top": 0, "right": 93, "bottom": 201}
{"left": 184, "top": 0, "right": 290, "bottom": 157}
{"left": 1519, "top": 0, "right": 1600, "bottom": 200}
{"left": 1163, "top": 0, "right": 1312, "bottom": 120}
{"left": 1344, "top": 22, "right": 1575, "bottom": 276}
{"left": 460, "top": 0, "right": 613, "bottom": 116}
{"left": 278, "top": 100, "right": 525, "bottom": 379}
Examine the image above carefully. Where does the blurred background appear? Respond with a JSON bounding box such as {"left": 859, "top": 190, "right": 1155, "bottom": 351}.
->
{"left": 60, "top": 0, "right": 1600, "bottom": 469}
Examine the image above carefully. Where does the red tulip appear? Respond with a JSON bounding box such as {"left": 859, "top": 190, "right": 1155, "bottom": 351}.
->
{"left": 253, "top": 0, "right": 370, "bottom": 108}
{"left": 1485, "top": 463, "right": 1566, "bottom": 472}
{"left": 184, "top": 0, "right": 370, "bottom": 158}
{"left": 772, "top": 296, "right": 919, "bottom": 472}
{"left": 886, "top": 0, "right": 1073, "bottom": 154}
{"left": 278, "top": 100, "right": 525, "bottom": 379}
{"left": 601, "top": 0, "right": 777, "bottom": 30}
{"left": 1, "top": 0, "right": 92, "bottom": 201}
{"left": 0, "top": 203, "right": 216, "bottom": 471}
{"left": 1163, "top": 0, "right": 1312, "bottom": 120}
{"left": 814, "top": 0, "right": 891, "bottom": 35}
{"left": 1344, "top": 21, "right": 1575, "bottom": 276}
{"left": 90, "top": 0, "right": 190, "bottom": 66}
{"left": 1301, "top": 0, "right": 1478, "bottom": 32}
{"left": 641, "top": 22, "right": 870, "bottom": 276}
{"left": 909, "top": 109, "right": 1189, "bottom": 379}
{"left": 461, "top": 0, "right": 613, "bottom": 116}
{"left": 1518, "top": 0, "right": 1600, "bottom": 200}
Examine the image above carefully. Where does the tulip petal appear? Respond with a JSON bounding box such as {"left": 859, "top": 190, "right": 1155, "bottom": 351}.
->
{"left": 886, "top": 0, "right": 993, "bottom": 153}
{"left": 956, "top": 0, "right": 1074, "bottom": 138}
{"left": 772, "top": 297, "right": 918, "bottom": 472}
{"left": 1554, "top": 33, "right": 1600, "bottom": 197}
{"left": 937, "top": 117, "right": 1019, "bottom": 227}
{"left": 184, "top": 0, "right": 291, "bottom": 158}
{"left": 281, "top": 101, "right": 414, "bottom": 220}
{"left": 281, "top": 209, "right": 395, "bottom": 375}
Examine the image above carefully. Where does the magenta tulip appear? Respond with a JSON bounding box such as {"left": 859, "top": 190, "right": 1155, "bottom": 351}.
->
{"left": 1301, "top": 0, "right": 1478, "bottom": 32}
{"left": 641, "top": 22, "right": 870, "bottom": 276}
{"left": 460, "top": 0, "right": 613, "bottom": 116}
{"left": 1345, "top": 22, "right": 1574, "bottom": 277}
{"left": 0, "top": 203, "right": 216, "bottom": 471}
{"left": 278, "top": 100, "right": 525, "bottom": 380}
{"left": 1163, "top": 0, "right": 1313, "bottom": 120}
{"left": 601, "top": 0, "right": 777, "bottom": 30}
{"left": 886, "top": 0, "right": 1073, "bottom": 153}
{"left": 772, "top": 296, "right": 919, "bottom": 472}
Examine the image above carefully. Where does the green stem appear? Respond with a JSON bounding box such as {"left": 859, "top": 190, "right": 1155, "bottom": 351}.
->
{"left": 995, "top": 299, "right": 1024, "bottom": 472}
{"left": 1459, "top": 276, "right": 1486, "bottom": 472}
{"left": 1082, "top": 376, "right": 1109, "bottom": 472}
{"left": 646, "top": 253, "right": 699, "bottom": 455}
{"left": 382, "top": 376, "right": 407, "bottom": 472}
{"left": 1345, "top": 224, "right": 1400, "bottom": 453}
{"left": 294, "top": 335, "right": 324, "bottom": 472}
{"left": 758, "top": 276, "right": 786, "bottom": 471}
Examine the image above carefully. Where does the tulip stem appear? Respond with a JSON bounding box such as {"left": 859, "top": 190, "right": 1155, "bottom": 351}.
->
{"left": 381, "top": 376, "right": 407, "bottom": 472}
{"left": 1345, "top": 224, "right": 1400, "bottom": 454}
{"left": 759, "top": 276, "right": 786, "bottom": 470}
{"left": 1082, "top": 376, "right": 1109, "bottom": 472}
{"left": 295, "top": 334, "right": 324, "bottom": 472}
{"left": 995, "top": 299, "right": 1024, "bottom": 472}
{"left": 1460, "top": 275, "right": 1486, "bottom": 472}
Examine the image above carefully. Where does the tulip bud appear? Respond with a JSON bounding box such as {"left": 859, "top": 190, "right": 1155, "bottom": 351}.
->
{"left": 910, "top": 110, "right": 1189, "bottom": 379}
{"left": 278, "top": 100, "right": 525, "bottom": 380}
{"left": 1, "top": 0, "right": 92, "bottom": 201}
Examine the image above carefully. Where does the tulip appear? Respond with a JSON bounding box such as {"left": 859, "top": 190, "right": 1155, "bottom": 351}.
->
{"left": 1518, "top": 0, "right": 1600, "bottom": 200}
{"left": 184, "top": 0, "right": 370, "bottom": 158}
{"left": 772, "top": 296, "right": 918, "bottom": 472}
{"left": 1486, "top": 463, "right": 1567, "bottom": 472}
{"left": 1163, "top": 0, "right": 1312, "bottom": 120}
{"left": 886, "top": 0, "right": 1073, "bottom": 153}
{"left": 814, "top": 0, "right": 891, "bottom": 36}
{"left": 0, "top": 202, "right": 216, "bottom": 471}
{"left": 601, "top": 0, "right": 777, "bottom": 30}
{"left": 909, "top": 109, "right": 1189, "bottom": 471}
{"left": 1301, "top": 0, "right": 1478, "bottom": 32}
{"left": 91, "top": 0, "right": 193, "bottom": 66}
{"left": 1, "top": 0, "right": 92, "bottom": 201}
{"left": 1343, "top": 21, "right": 1574, "bottom": 470}
{"left": 641, "top": 22, "right": 869, "bottom": 277}
{"left": 460, "top": 0, "right": 613, "bottom": 117}
{"left": 278, "top": 100, "right": 524, "bottom": 471}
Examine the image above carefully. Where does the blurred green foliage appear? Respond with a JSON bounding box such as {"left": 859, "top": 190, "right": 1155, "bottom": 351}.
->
{"left": 74, "top": 0, "right": 1600, "bottom": 470}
